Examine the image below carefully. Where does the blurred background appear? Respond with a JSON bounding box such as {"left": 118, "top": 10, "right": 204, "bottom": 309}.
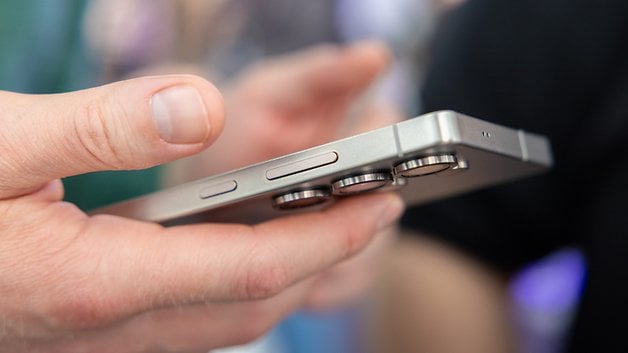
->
{"left": 0, "top": 1, "right": 589, "bottom": 352}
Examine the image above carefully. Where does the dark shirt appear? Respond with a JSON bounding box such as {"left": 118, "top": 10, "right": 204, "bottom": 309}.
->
{"left": 400, "top": 1, "right": 628, "bottom": 351}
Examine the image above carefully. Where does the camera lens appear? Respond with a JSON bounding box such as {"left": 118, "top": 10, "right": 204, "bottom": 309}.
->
{"left": 394, "top": 154, "right": 458, "bottom": 177}
{"left": 332, "top": 171, "right": 394, "bottom": 195}
{"left": 272, "top": 187, "right": 331, "bottom": 209}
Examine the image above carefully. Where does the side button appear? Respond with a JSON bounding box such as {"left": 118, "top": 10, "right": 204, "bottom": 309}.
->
{"left": 199, "top": 180, "right": 238, "bottom": 199}
{"left": 266, "top": 152, "right": 338, "bottom": 180}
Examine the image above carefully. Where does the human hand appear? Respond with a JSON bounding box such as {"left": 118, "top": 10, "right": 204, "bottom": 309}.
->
{"left": 0, "top": 75, "right": 404, "bottom": 352}
{"left": 298, "top": 102, "right": 406, "bottom": 311}
{"left": 302, "top": 225, "right": 399, "bottom": 311}
{"left": 170, "top": 41, "right": 404, "bottom": 311}
{"left": 166, "top": 40, "right": 397, "bottom": 183}
{"left": 197, "top": 41, "right": 403, "bottom": 312}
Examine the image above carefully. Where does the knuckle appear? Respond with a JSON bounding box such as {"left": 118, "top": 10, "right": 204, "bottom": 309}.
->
{"left": 70, "top": 99, "right": 129, "bottom": 170}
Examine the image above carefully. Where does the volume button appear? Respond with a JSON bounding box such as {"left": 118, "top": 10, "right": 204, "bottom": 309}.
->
{"left": 199, "top": 180, "right": 238, "bottom": 199}
{"left": 265, "top": 152, "right": 338, "bottom": 180}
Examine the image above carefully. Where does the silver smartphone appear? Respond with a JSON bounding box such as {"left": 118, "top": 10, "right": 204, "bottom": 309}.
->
{"left": 91, "top": 110, "right": 553, "bottom": 225}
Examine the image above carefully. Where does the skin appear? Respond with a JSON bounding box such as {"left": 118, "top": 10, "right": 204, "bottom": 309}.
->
{"left": 165, "top": 41, "right": 399, "bottom": 182}
{"left": 366, "top": 233, "right": 518, "bottom": 353}
{"left": 0, "top": 42, "right": 405, "bottom": 353}
{"left": 162, "top": 41, "right": 405, "bottom": 311}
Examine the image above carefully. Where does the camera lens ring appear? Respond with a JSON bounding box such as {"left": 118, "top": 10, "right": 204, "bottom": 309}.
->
{"left": 272, "top": 187, "right": 331, "bottom": 210}
{"left": 331, "top": 171, "right": 394, "bottom": 195}
{"left": 394, "top": 154, "right": 458, "bottom": 177}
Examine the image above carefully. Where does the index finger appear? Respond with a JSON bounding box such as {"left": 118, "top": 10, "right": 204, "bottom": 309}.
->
{"left": 49, "top": 192, "right": 404, "bottom": 327}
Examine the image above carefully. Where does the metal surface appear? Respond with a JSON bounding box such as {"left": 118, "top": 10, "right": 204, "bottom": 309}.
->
{"left": 199, "top": 180, "right": 238, "bottom": 199}
{"left": 394, "top": 154, "right": 458, "bottom": 177}
{"left": 266, "top": 152, "right": 338, "bottom": 180}
{"left": 90, "top": 110, "right": 553, "bottom": 225}
{"left": 272, "top": 188, "right": 331, "bottom": 210}
{"left": 332, "top": 171, "right": 394, "bottom": 195}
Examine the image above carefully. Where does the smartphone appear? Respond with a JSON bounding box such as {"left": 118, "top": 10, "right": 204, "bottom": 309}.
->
{"left": 91, "top": 110, "right": 553, "bottom": 225}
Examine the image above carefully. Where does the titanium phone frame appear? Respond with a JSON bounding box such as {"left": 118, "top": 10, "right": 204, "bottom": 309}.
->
{"left": 91, "top": 110, "right": 553, "bottom": 225}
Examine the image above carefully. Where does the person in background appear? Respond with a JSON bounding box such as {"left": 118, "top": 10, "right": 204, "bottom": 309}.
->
{"left": 386, "top": 0, "right": 628, "bottom": 352}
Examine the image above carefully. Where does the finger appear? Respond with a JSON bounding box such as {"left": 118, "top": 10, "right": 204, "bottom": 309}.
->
{"left": 124, "top": 280, "right": 316, "bottom": 352}
{"left": 0, "top": 75, "right": 225, "bottom": 199}
{"left": 304, "top": 226, "right": 398, "bottom": 311}
{"left": 24, "top": 179, "right": 66, "bottom": 203}
{"left": 338, "top": 102, "right": 406, "bottom": 139}
{"left": 129, "top": 280, "right": 312, "bottom": 352}
{"left": 221, "top": 40, "right": 392, "bottom": 158}
{"left": 45, "top": 280, "right": 315, "bottom": 353}
{"left": 355, "top": 103, "right": 405, "bottom": 132}
{"left": 46, "top": 193, "right": 403, "bottom": 328}
{"left": 240, "top": 40, "right": 391, "bottom": 111}
{"left": 305, "top": 265, "right": 373, "bottom": 311}
{"left": 296, "top": 40, "right": 391, "bottom": 99}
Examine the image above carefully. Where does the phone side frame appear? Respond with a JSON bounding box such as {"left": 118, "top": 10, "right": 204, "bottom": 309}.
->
{"left": 90, "top": 110, "right": 553, "bottom": 223}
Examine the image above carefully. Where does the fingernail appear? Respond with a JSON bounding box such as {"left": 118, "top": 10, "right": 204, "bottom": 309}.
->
{"left": 151, "top": 85, "right": 210, "bottom": 144}
{"left": 376, "top": 195, "right": 405, "bottom": 230}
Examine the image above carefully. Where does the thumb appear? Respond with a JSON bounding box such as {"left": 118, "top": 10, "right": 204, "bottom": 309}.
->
{"left": 0, "top": 75, "right": 225, "bottom": 199}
